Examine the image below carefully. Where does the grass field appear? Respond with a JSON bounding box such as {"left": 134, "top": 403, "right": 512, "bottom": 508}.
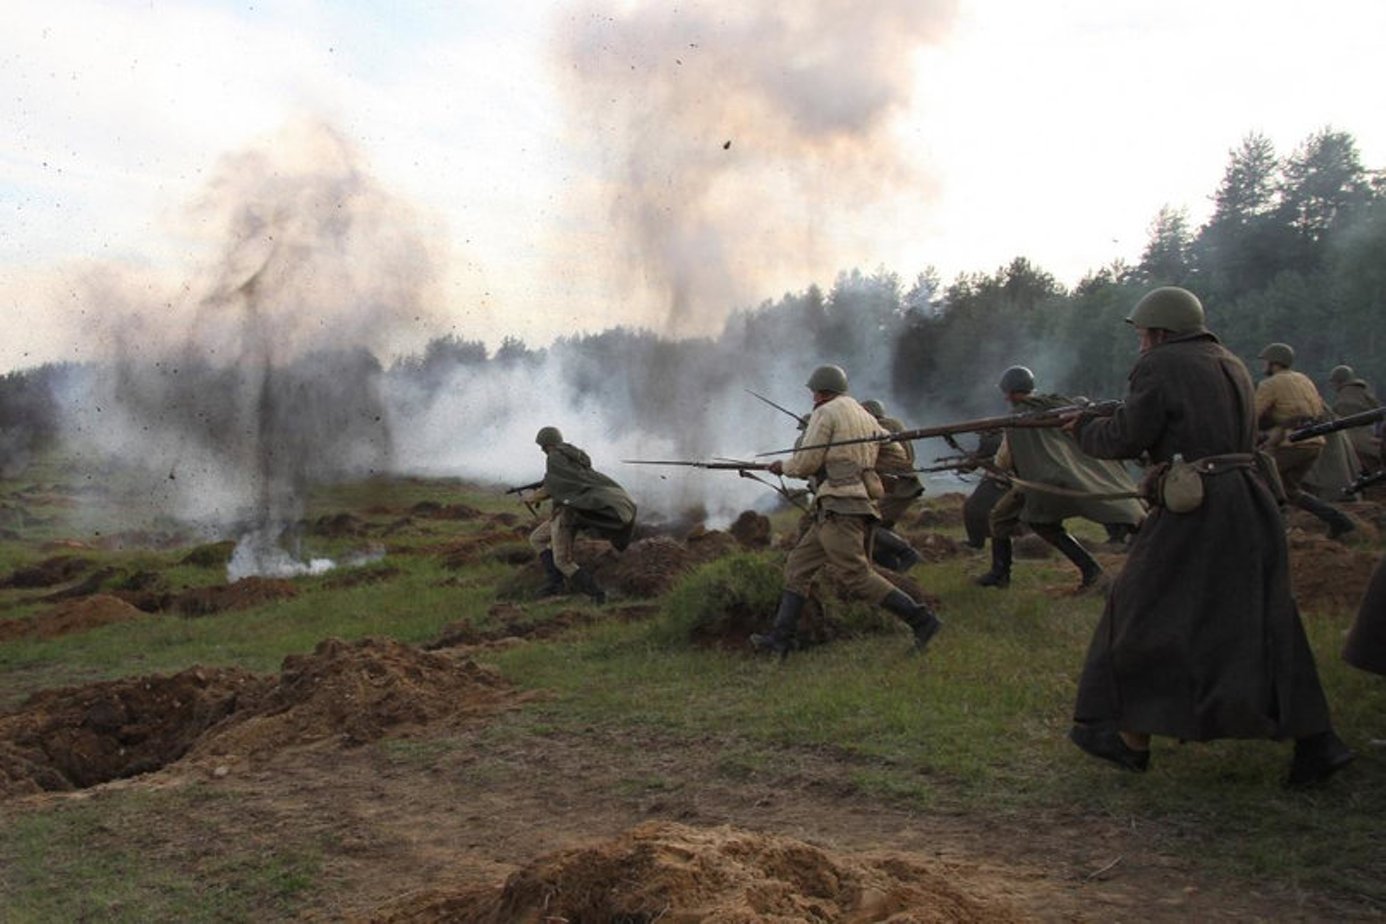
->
{"left": 0, "top": 461, "right": 1382, "bottom": 921}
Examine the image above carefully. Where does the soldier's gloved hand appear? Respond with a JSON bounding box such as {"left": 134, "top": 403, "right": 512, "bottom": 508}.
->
{"left": 768, "top": 460, "right": 784, "bottom": 476}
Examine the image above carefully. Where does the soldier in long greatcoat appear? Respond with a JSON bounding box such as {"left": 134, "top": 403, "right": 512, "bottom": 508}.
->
{"left": 1328, "top": 364, "right": 1382, "bottom": 473}
{"left": 1344, "top": 557, "right": 1386, "bottom": 677}
{"left": 1066, "top": 287, "right": 1353, "bottom": 788}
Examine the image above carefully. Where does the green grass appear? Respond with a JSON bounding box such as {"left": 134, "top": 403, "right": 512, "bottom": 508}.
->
{"left": 0, "top": 788, "right": 320, "bottom": 922}
{"left": 0, "top": 478, "right": 1383, "bottom": 913}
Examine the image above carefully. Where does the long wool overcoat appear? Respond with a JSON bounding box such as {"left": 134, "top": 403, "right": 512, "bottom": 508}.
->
{"left": 1072, "top": 330, "right": 1332, "bottom": 740}
{"left": 1344, "top": 556, "right": 1386, "bottom": 676}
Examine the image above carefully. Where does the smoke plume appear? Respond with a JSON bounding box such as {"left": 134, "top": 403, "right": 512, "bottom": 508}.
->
{"left": 553, "top": 1, "right": 956, "bottom": 334}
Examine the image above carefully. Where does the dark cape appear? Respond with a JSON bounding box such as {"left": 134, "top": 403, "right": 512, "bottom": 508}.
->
{"left": 1073, "top": 331, "right": 1332, "bottom": 741}
{"left": 543, "top": 443, "right": 638, "bottom": 550}
{"left": 1344, "top": 556, "right": 1386, "bottom": 676}
{"left": 1006, "top": 394, "right": 1146, "bottom": 526}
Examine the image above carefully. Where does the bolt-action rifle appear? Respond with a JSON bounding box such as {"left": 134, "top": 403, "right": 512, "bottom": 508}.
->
{"left": 1288, "top": 406, "right": 1386, "bottom": 443}
{"left": 623, "top": 458, "right": 810, "bottom": 511}
{"left": 756, "top": 399, "right": 1122, "bottom": 457}
{"left": 913, "top": 453, "right": 987, "bottom": 474}
{"left": 1344, "top": 469, "right": 1386, "bottom": 498}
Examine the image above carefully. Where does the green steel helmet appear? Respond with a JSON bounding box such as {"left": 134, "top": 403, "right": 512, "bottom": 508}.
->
{"left": 534, "top": 426, "right": 563, "bottom": 448}
{"left": 806, "top": 364, "right": 849, "bottom": 394}
{"left": 998, "top": 365, "right": 1035, "bottom": 394}
{"left": 1329, "top": 364, "right": 1354, "bottom": 385}
{"left": 1258, "top": 342, "right": 1295, "bottom": 368}
{"left": 1126, "top": 286, "right": 1205, "bottom": 333}
{"left": 861, "top": 399, "right": 885, "bottom": 418}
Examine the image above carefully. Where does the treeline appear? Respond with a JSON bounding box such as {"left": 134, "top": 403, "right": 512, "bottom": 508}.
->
{"left": 1, "top": 127, "right": 1382, "bottom": 473}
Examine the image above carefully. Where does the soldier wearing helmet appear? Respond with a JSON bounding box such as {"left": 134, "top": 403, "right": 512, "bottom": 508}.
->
{"left": 751, "top": 364, "right": 941, "bottom": 658}
{"left": 525, "top": 426, "right": 637, "bottom": 604}
{"left": 860, "top": 397, "right": 925, "bottom": 571}
{"left": 972, "top": 366, "right": 1144, "bottom": 591}
{"left": 1326, "top": 364, "right": 1382, "bottom": 474}
{"left": 1064, "top": 286, "right": 1352, "bottom": 787}
{"left": 1254, "top": 344, "right": 1356, "bottom": 538}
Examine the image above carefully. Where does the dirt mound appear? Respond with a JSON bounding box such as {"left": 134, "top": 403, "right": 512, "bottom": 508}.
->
{"left": 1287, "top": 529, "right": 1380, "bottom": 611}
{"left": 410, "top": 501, "right": 484, "bottom": 521}
{"left": 439, "top": 529, "right": 529, "bottom": 569}
{"left": 910, "top": 493, "right": 967, "bottom": 529}
{"left": 0, "top": 554, "right": 92, "bottom": 589}
{"left": 194, "top": 637, "right": 516, "bottom": 756}
{"left": 371, "top": 821, "right": 1022, "bottom": 923}
{"left": 728, "top": 510, "right": 772, "bottom": 548}
{"left": 427, "top": 603, "right": 659, "bottom": 649}
{"left": 0, "top": 594, "right": 145, "bottom": 642}
{"left": 180, "top": 541, "right": 238, "bottom": 568}
{"left": 172, "top": 577, "right": 300, "bottom": 616}
{"left": 598, "top": 536, "right": 695, "bottom": 597}
{"left": 0, "top": 666, "right": 267, "bottom": 798}
{"left": 311, "top": 512, "right": 372, "bottom": 538}
{"left": 901, "top": 530, "right": 970, "bottom": 563}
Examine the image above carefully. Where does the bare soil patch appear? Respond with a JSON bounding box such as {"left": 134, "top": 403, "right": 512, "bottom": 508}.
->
{"left": 0, "top": 554, "right": 92, "bottom": 589}
{"left": 172, "top": 576, "right": 301, "bottom": 616}
{"left": 1287, "top": 529, "right": 1380, "bottom": 611}
{"left": 427, "top": 602, "right": 660, "bottom": 649}
{"left": 0, "top": 593, "right": 145, "bottom": 642}
{"left": 372, "top": 820, "right": 1026, "bottom": 923}
{"left": 0, "top": 637, "right": 521, "bottom": 799}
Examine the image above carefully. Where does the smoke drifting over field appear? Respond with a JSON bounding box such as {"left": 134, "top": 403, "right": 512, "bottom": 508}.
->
{"left": 554, "top": 1, "right": 955, "bottom": 332}
{"left": 56, "top": 121, "right": 444, "bottom": 571}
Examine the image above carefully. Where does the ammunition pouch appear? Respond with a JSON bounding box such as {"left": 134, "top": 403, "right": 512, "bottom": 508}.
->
{"left": 823, "top": 458, "right": 884, "bottom": 499}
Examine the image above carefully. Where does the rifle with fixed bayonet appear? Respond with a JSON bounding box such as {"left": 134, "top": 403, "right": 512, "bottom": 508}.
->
{"left": 913, "top": 453, "right": 988, "bottom": 474}
{"left": 746, "top": 389, "right": 809, "bottom": 431}
{"left": 1345, "top": 469, "right": 1386, "bottom": 498}
{"left": 623, "top": 458, "right": 810, "bottom": 511}
{"left": 1288, "top": 406, "right": 1386, "bottom": 443}
{"left": 756, "top": 399, "right": 1123, "bottom": 457}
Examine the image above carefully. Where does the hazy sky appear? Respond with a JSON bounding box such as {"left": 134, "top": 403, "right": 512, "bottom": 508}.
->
{"left": 3, "top": 0, "right": 1384, "bottom": 371}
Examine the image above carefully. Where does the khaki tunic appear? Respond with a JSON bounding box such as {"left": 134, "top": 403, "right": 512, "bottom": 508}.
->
{"left": 874, "top": 417, "right": 923, "bottom": 527}
{"left": 782, "top": 395, "right": 895, "bottom": 602}
{"left": 1257, "top": 369, "right": 1329, "bottom": 495}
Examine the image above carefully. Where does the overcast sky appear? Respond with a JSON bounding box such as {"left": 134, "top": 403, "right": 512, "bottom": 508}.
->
{"left": 2, "top": 0, "right": 1384, "bottom": 371}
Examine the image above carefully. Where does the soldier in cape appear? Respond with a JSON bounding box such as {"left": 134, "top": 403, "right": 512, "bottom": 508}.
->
{"left": 1344, "top": 556, "right": 1386, "bottom": 678}
{"left": 525, "top": 426, "right": 637, "bottom": 604}
{"left": 861, "top": 398, "right": 925, "bottom": 571}
{"left": 1254, "top": 343, "right": 1356, "bottom": 538}
{"left": 972, "top": 366, "right": 1145, "bottom": 591}
{"left": 1327, "top": 364, "right": 1382, "bottom": 474}
{"left": 751, "top": 365, "right": 941, "bottom": 658}
{"left": 1065, "top": 286, "right": 1352, "bottom": 788}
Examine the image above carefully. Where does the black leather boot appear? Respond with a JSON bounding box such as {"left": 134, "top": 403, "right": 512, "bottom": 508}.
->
{"left": 1294, "top": 491, "right": 1356, "bottom": 540}
{"left": 1040, "top": 527, "right": 1103, "bottom": 588}
{"left": 880, "top": 589, "right": 942, "bottom": 653}
{"left": 872, "top": 527, "right": 922, "bottom": 572}
{"left": 974, "top": 537, "right": 1012, "bottom": 588}
{"left": 537, "top": 549, "right": 565, "bottom": 596}
{"left": 1287, "top": 730, "right": 1355, "bottom": 788}
{"left": 751, "top": 591, "right": 805, "bottom": 659}
{"left": 569, "top": 567, "right": 606, "bottom": 604}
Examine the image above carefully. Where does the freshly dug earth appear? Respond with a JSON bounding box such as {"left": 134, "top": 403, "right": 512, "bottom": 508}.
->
{"left": 1287, "top": 529, "right": 1381, "bottom": 612}
{"left": 0, "top": 554, "right": 92, "bottom": 588}
{"left": 0, "top": 666, "right": 267, "bottom": 798}
{"left": 193, "top": 637, "right": 519, "bottom": 757}
{"left": 0, "top": 637, "right": 521, "bottom": 798}
{"left": 172, "top": 577, "right": 300, "bottom": 616}
{"left": 369, "top": 820, "right": 1024, "bottom": 923}
{"left": 427, "top": 603, "right": 659, "bottom": 648}
{"left": 0, "top": 593, "right": 145, "bottom": 642}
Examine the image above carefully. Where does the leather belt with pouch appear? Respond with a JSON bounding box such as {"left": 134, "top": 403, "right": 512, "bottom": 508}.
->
{"left": 1150, "top": 453, "right": 1257, "bottom": 513}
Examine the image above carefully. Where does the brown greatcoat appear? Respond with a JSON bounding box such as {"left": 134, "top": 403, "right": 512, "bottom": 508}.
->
{"left": 1343, "top": 556, "right": 1386, "bottom": 676}
{"left": 1333, "top": 379, "right": 1383, "bottom": 469}
{"left": 1073, "top": 330, "right": 1332, "bottom": 741}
